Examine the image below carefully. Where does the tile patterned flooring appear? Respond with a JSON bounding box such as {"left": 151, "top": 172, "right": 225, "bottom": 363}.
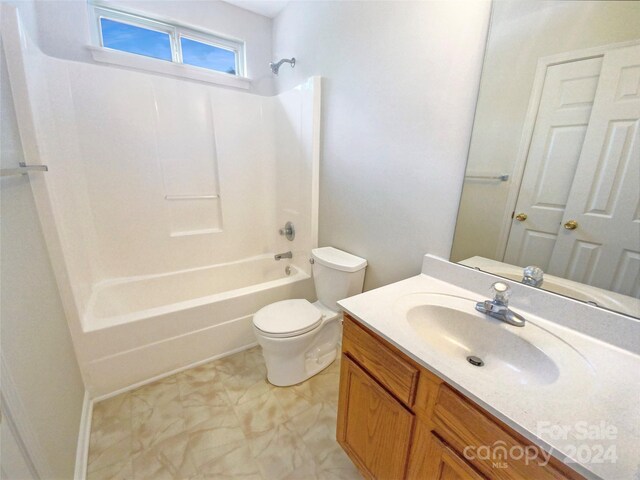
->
{"left": 87, "top": 347, "right": 361, "bottom": 479}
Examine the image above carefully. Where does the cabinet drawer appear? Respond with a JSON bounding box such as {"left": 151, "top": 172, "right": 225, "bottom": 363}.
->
{"left": 433, "top": 385, "right": 582, "bottom": 480}
{"left": 342, "top": 315, "right": 419, "bottom": 406}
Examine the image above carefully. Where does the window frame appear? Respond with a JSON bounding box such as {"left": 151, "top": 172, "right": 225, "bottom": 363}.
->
{"left": 90, "top": 4, "right": 245, "bottom": 77}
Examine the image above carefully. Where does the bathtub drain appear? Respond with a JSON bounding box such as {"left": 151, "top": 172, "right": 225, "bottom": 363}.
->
{"left": 285, "top": 266, "right": 292, "bottom": 276}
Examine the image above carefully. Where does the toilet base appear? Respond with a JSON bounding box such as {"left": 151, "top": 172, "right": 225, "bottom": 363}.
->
{"left": 254, "top": 311, "right": 341, "bottom": 387}
{"left": 269, "top": 348, "right": 337, "bottom": 387}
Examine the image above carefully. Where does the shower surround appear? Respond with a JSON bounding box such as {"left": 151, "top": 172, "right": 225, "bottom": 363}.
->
{"left": 2, "top": 7, "right": 320, "bottom": 396}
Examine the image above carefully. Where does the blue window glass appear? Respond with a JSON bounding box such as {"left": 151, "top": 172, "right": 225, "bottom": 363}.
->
{"left": 181, "top": 37, "right": 237, "bottom": 75}
{"left": 100, "top": 18, "right": 172, "bottom": 61}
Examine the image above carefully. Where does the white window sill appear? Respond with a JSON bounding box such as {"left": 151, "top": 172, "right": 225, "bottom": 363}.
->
{"left": 87, "top": 46, "right": 251, "bottom": 90}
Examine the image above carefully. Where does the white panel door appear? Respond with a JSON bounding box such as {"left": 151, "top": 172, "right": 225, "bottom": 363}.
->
{"left": 504, "top": 58, "right": 603, "bottom": 270}
{"left": 548, "top": 44, "right": 640, "bottom": 297}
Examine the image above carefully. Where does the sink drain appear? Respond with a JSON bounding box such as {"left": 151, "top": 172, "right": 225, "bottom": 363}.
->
{"left": 467, "top": 355, "right": 484, "bottom": 367}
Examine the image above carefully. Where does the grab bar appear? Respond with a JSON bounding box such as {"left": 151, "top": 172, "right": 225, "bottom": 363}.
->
{"left": 464, "top": 173, "right": 509, "bottom": 182}
{"left": 164, "top": 194, "right": 220, "bottom": 200}
{"left": 1, "top": 162, "right": 48, "bottom": 177}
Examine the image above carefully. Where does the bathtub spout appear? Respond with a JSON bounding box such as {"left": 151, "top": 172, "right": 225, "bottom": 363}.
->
{"left": 274, "top": 251, "right": 293, "bottom": 261}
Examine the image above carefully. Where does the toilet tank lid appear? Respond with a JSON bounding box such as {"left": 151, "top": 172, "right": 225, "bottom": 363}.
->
{"left": 311, "top": 247, "right": 367, "bottom": 273}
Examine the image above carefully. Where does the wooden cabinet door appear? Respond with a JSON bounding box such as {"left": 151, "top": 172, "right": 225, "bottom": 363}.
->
{"left": 419, "top": 430, "right": 486, "bottom": 480}
{"left": 337, "top": 354, "right": 415, "bottom": 480}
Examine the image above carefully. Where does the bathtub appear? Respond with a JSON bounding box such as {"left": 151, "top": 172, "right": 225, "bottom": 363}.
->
{"left": 81, "top": 254, "right": 316, "bottom": 396}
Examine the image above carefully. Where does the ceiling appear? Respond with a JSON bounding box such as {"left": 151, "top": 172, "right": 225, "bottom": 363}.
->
{"left": 222, "top": 0, "right": 290, "bottom": 18}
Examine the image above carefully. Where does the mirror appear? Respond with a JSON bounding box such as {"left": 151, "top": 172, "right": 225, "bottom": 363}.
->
{"left": 451, "top": 0, "right": 640, "bottom": 318}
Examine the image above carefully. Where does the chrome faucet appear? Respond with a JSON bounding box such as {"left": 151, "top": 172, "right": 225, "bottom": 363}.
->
{"left": 522, "top": 265, "right": 544, "bottom": 287}
{"left": 475, "top": 282, "right": 526, "bottom": 327}
{"left": 274, "top": 251, "right": 293, "bottom": 261}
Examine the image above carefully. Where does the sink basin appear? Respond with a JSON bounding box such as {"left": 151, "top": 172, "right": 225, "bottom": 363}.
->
{"left": 395, "top": 293, "right": 593, "bottom": 388}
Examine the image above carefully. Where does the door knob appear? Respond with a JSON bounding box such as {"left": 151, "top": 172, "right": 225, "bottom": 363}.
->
{"left": 564, "top": 220, "right": 578, "bottom": 230}
{"left": 515, "top": 213, "right": 528, "bottom": 222}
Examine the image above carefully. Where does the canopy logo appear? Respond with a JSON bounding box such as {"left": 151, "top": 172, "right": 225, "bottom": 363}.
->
{"left": 462, "top": 440, "right": 552, "bottom": 469}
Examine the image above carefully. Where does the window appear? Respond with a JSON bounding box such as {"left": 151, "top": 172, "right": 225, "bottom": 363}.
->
{"left": 180, "top": 37, "right": 237, "bottom": 75}
{"left": 100, "top": 18, "right": 172, "bottom": 61}
{"left": 92, "top": 5, "right": 244, "bottom": 77}
{"left": 180, "top": 37, "right": 236, "bottom": 75}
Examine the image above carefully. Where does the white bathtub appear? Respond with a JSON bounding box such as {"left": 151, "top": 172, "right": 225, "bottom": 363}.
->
{"left": 81, "top": 254, "right": 316, "bottom": 396}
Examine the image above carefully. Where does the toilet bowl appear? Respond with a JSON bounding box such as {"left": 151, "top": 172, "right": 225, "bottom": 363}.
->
{"left": 253, "top": 247, "right": 367, "bottom": 386}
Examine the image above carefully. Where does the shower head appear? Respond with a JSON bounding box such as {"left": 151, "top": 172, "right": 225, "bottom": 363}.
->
{"left": 270, "top": 57, "right": 296, "bottom": 75}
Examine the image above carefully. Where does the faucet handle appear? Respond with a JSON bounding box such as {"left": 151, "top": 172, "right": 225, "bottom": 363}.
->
{"left": 491, "top": 282, "right": 511, "bottom": 305}
{"left": 279, "top": 221, "right": 295, "bottom": 241}
{"left": 523, "top": 265, "right": 543, "bottom": 282}
{"left": 522, "top": 265, "right": 544, "bottom": 280}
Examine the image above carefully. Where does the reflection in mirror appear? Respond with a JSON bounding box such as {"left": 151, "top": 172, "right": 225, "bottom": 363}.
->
{"left": 451, "top": 0, "right": 640, "bottom": 318}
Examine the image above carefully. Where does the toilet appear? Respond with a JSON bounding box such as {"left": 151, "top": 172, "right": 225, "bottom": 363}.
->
{"left": 253, "top": 247, "right": 367, "bottom": 386}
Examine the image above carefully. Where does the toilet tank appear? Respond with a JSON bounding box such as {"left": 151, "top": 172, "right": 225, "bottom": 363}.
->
{"left": 311, "top": 247, "right": 367, "bottom": 311}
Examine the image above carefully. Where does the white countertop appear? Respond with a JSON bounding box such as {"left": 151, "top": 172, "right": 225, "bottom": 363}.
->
{"left": 338, "top": 264, "right": 640, "bottom": 480}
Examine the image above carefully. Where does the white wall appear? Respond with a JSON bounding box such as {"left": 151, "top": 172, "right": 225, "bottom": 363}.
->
{"left": 451, "top": 0, "right": 640, "bottom": 263}
{"left": 272, "top": 0, "right": 491, "bottom": 290}
{"left": 24, "top": 0, "right": 275, "bottom": 95}
{"left": 0, "top": 23, "right": 85, "bottom": 479}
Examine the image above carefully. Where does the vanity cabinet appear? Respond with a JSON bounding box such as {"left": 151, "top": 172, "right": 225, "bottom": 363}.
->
{"left": 337, "top": 314, "right": 584, "bottom": 480}
{"left": 337, "top": 356, "right": 415, "bottom": 479}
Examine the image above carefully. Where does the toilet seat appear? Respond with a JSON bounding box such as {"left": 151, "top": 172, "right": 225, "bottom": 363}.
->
{"left": 253, "top": 299, "right": 323, "bottom": 338}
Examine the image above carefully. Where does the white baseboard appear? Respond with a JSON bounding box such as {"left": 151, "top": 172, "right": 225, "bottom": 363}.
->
{"left": 74, "top": 390, "right": 93, "bottom": 480}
